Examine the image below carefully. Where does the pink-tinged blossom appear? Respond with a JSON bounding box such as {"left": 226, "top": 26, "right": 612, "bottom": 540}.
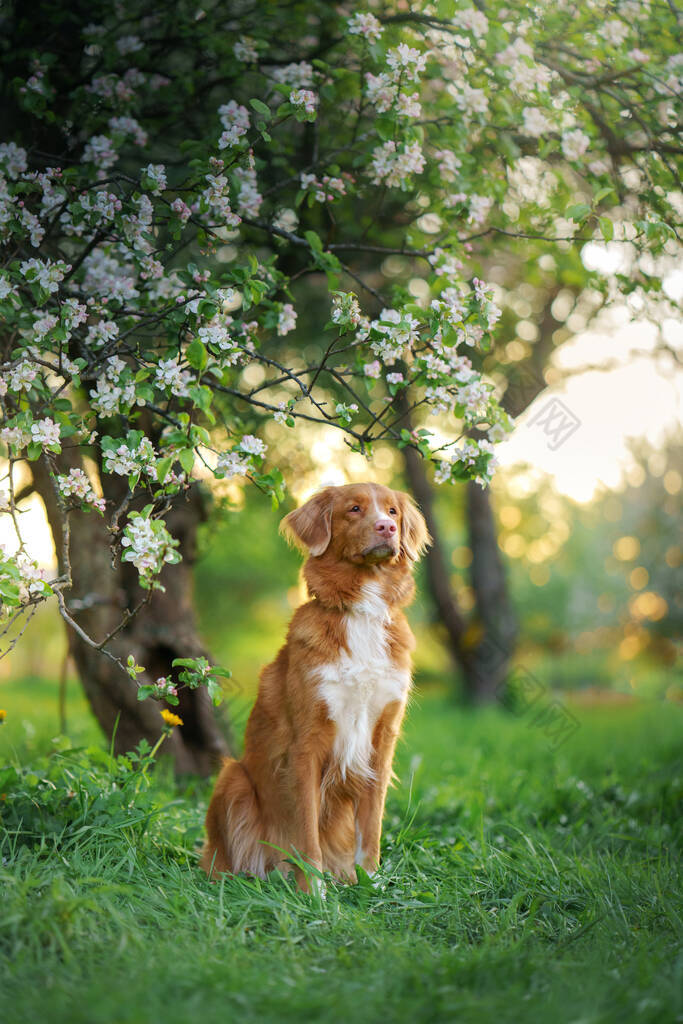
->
{"left": 108, "top": 116, "right": 148, "bottom": 146}
{"left": 370, "top": 140, "right": 425, "bottom": 189}
{"left": 562, "top": 129, "right": 590, "bottom": 161}
{"left": 82, "top": 249, "right": 139, "bottom": 302}
{"left": 454, "top": 84, "right": 489, "bottom": 115}
{"left": 154, "top": 358, "right": 191, "bottom": 397}
{"left": 86, "top": 319, "right": 118, "bottom": 348}
{"left": 143, "top": 163, "right": 167, "bottom": 194}
{"left": 386, "top": 372, "right": 404, "bottom": 384}
{"left": 347, "top": 12, "right": 383, "bottom": 42}
{"left": 396, "top": 92, "right": 421, "bottom": 118}
{"left": 9, "top": 360, "right": 39, "bottom": 392}
{"left": 370, "top": 308, "right": 420, "bottom": 364}
{"left": 234, "top": 157, "right": 262, "bottom": 218}
{"left": 331, "top": 291, "right": 362, "bottom": 328}
{"left": 1, "top": 424, "right": 31, "bottom": 449}
{"left": 62, "top": 298, "right": 88, "bottom": 329}
{"left": 290, "top": 89, "right": 318, "bottom": 116}
{"left": 467, "top": 194, "right": 493, "bottom": 225}
{"left": 218, "top": 101, "right": 250, "bottom": 148}
{"left": 299, "top": 172, "right": 348, "bottom": 203}
{"left": 386, "top": 44, "right": 427, "bottom": 82}
{"left": 628, "top": 48, "right": 649, "bottom": 63}
{"left": 238, "top": 434, "right": 267, "bottom": 457}
{"left": 457, "top": 7, "right": 489, "bottom": 38}
{"left": 431, "top": 287, "right": 466, "bottom": 326}
{"left": 273, "top": 402, "right": 289, "bottom": 425}
{"left": 202, "top": 172, "right": 241, "bottom": 226}
{"left": 198, "top": 323, "right": 235, "bottom": 351}
{"left": 428, "top": 248, "right": 462, "bottom": 278}
{"left": 32, "top": 312, "right": 58, "bottom": 342}
{"left": 365, "top": 72, "right": 396, "bottom": 112}
{"left": 171, "top": 197, "right": 192, "bottom": 223}
{"left": 20, "top": 257, "right": 70, "bottom": 293}
{"left": 122, "top": 515, "right": 179, "bottom": 582}
{"left": 433, "top": 149, "right": 462, "bottom": 182}
{"left": 364, "top": 360, "right": 381, "bottom": 378}
{"left": 82, "top": 135, "right": 117, "bottom": 175}
{"left": 277, "top": 303, "right": 297, "bottom": 336}
{"left": 57, "top": 468, "right": 106, "bottom": 512}
{"left": 30, "top": 417, "right": 61, "bottom": 447}
{"left": 216, "top": 451, "right": 251, "bottom": 479}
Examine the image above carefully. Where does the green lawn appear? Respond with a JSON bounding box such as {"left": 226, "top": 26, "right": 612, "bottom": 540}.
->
{"left": 0, "top": 679, "right": 681, "bottom": 1024}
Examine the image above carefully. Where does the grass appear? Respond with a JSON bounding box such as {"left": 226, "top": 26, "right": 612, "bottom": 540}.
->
{"left": 0, "top": 679, "right": 681, "bottom": 1024}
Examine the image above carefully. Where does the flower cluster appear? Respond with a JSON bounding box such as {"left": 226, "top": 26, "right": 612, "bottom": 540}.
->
{"left": 370, "top": 140, "right": 425, "bottom": 189}
{"left": 121, "top": 509, "right": 181, "bottom": 588}
{"left": 57, "top": 468, "right": 106, "bottom": 512}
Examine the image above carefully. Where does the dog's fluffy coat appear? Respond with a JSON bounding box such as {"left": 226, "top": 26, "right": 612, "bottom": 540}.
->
{"left": 201, "top": 482, "right": 429, "bottom": 887}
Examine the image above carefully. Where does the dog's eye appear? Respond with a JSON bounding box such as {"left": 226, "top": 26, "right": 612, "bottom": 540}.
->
{"left": 389, "top": 507, "right": 397, "bottom": 515}
{"left": 350, "top": 505, "right": 361, "bottom": 513}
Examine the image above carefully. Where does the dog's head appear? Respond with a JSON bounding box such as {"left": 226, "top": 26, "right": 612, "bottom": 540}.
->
{"left": 281, "top": 483, "right": 430, "bottom": 567}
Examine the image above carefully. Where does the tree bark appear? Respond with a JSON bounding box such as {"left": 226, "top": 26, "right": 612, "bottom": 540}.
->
{"left": 30, "top": 454, "right": 231, "bottom": 774}
{"left": 401, "top": 438, "right": 517, "bottom": 702}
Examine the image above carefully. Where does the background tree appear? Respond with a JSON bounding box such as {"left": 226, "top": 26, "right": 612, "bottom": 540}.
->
{"left": 1, "top": 0, "right": 680, "bottom": 764}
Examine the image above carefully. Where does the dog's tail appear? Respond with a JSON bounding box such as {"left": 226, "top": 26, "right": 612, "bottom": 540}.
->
{"left": 200, "top": 758, "right": 267, "bottom": 880}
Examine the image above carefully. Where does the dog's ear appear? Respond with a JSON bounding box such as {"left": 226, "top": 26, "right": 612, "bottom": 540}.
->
{"left": 280, "top": 488, "right": 334, "bottom": 556}
{"left": 397, "top": 491, "right": 430, "bottom": 562}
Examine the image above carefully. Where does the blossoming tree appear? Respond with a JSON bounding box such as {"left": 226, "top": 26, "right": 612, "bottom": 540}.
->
{"left": 1, "top": 1, "right": 679, "bottom": 766}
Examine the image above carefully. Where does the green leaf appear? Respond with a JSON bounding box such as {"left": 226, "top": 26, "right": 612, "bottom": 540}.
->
{"left": 178, "top": 448, "right": 195, "bottom": 474}
{"left": 566, "top": 203, "right": 591, "bottom": 222}
{"left": 249, "top": 98, "right": 271, "bottom": 120}
{"left": 207, "top": 679, "right": 224, "bottom": 707}
{"left": 598, "top": 216, "right": 614, "bottom": 241}
{"left": 304, "top": 230, "right": 323, "bottom": 253}
{"left": 186, "top": 338, "right": 207, "bottom": 372}
{"left": 156, "top": 456, "right": 174, "bottom": 484}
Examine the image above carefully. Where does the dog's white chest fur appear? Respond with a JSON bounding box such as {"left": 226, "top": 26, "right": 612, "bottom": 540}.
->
{"left": 316, "top": 581, "right": 410, "bottom": 781}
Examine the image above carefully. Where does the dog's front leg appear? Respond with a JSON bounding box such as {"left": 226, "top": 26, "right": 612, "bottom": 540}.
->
{"left": 354, "top": 699, "right": 405, "bottom": 876}
{"left": 290, "top": 752, "right": 324, "bottom": 893}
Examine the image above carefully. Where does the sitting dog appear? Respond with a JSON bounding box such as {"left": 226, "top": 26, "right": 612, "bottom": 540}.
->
{"left": 201, "top": 482, "right": 429, "bottom": 888}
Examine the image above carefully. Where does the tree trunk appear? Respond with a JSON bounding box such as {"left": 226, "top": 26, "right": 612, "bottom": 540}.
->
{"left": 402, "top": 440, "right": 517, "bottom": 701}
{"left": 462, "top": 480, "right": 517, "bottom": 702}
{"left": 31, "top": 455, "right": 231, "bottom": 774}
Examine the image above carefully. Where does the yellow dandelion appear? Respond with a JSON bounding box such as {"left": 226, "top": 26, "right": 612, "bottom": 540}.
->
{"left": 160, "top": 709, "right": 183, "bottom": 728}
{"left": 0, "top": 709, "right": 6, "bottom": 724}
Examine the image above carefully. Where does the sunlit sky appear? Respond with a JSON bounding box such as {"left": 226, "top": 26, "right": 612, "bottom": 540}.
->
{"left": 498, "top": 313, "right": 683, "bottom": 502}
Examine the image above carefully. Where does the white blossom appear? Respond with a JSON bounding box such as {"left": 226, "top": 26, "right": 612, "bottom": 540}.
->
{"left": 370, "top": 140, "right": 425, "bottom": 189}
{"left": 277, "top": 303, "right": 297, "bottom": 336}
{"left": 347, "top": 13, "right": 383, "bottom": 42}
{"left": 238, "top": 434, "right": 267, "bottom": 456}
{"left": 522, "top": 107, "right": 551, "bottom": 138}
{"left": 562, "top": 129, "right": 591, "bottom": 161}
{"left": 218, "top": 101, "right": 250, "bottom": 148}
{"left": 143, "top": 162, "right": 167, "bottom": 194}
{"left": 30, "top": 417, "right": 60, "bottom": 447}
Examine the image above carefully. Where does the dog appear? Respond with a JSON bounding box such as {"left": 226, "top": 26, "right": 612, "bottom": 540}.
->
{"left": 201, "top": 482, "right": 430, "bottom": 889}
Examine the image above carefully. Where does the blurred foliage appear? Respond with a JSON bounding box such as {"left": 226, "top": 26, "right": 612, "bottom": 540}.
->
{"left": 3, "top": 434, "right": 680, "bottom": 711}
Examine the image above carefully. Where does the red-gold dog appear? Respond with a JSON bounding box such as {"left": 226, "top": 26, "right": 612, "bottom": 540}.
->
{"left": 201, "top": 482, "right": 429, "bottom": 888}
